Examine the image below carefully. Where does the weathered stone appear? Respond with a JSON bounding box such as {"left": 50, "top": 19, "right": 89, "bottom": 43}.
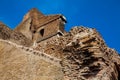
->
{"left": 0, "top": 40, "right": 63, "bottom": 80}
{"left": 0, "top": 8, "right": 120, "bottom": 80}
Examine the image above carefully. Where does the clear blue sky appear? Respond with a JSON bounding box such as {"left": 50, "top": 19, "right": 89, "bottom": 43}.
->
{"left": 0, "top": 0, "right": 120, "bottom": 53}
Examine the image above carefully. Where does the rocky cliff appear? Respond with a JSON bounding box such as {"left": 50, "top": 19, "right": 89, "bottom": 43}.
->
{"left": 0, "top": 8, "right": 120, "bottom": 80}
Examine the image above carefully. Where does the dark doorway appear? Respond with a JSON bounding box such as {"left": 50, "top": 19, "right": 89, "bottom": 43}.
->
{"left": 40, "top": 29, "right": 44, "bottom": 37}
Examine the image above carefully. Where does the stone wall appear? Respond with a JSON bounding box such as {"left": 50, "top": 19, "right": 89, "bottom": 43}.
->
{"left": 0, "top": 39, "right": 63, "bottom": 80}
{"left": 35, "top": 19, "right": 62, "bottom": 42}
{"left": 0, "top": 22, "right": 32, "bottom": 46}
{"left": 0, "top": 8, "right": 120, "bottom": 79}
{"left": 60, "top": 27, "right": 120, "bottom": 80}
{"left": 34, "top": 26, "right": 120, "bottom": 80}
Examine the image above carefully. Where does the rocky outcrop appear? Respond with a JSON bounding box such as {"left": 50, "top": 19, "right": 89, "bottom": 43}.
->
{"left": 34, "top": 27, "right": 120, "bottom": 80}
{"left": 0, "top": 8, "right": 120, "bottom": 80}
{"left": 60, "top": 27, "right": 120, "bottom": 80}
{"left": 0, "top": 22, "right": 32, "bottom": 46}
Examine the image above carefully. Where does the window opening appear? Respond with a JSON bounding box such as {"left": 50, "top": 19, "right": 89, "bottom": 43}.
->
{"left": 40, "top": 29, "right": 44, "bottom": 36}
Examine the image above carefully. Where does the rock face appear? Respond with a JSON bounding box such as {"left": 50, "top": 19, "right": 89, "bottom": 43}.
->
{"left": 0, "top": 22, "right": 32, "bottom": 46}
{"left": 60, "top": 27, "right": 120, "bottom": 80}
{"left": 0, "top": 8, "right": 120, "bottom": 80}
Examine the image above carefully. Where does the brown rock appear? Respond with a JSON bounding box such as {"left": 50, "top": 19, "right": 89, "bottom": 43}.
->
{"left": 0, "top": 22, "right": 32, "bottom": 46}
{"left": 0, "top": 8, "right": 120, "bottom": 80}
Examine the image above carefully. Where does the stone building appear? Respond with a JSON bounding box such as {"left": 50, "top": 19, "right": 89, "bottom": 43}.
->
{"left": 14, "top": 8, "right": 67, "bottom": 45}
{"left": 0, "top": 8, "right": 120, "bottom": 80}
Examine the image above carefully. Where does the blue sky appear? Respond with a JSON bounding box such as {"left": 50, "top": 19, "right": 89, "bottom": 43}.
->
{"left": 0, "top": 0, "right": 120, "bottom": 53}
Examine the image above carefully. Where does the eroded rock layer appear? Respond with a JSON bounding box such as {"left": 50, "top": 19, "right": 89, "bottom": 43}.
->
{"left": 34, "top": 27, "right": 120, "bottom": 80}
{"left": 0, "top": 8, "right": 120, "bottom": 80}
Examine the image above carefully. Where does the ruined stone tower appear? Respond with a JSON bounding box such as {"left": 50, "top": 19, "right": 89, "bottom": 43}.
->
{"left": 15, "top": 8, "right": 67, "bottom": 45}
{"left": 0, "top": 8, "right": 120, "bottom": 80}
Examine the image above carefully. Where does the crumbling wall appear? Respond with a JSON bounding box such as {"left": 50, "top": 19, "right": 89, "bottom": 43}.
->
{"left": 35, "top": 19, "right": 61, "bottom": 42}
{"left": 0, "top": 39, "right": 63, "bottom": 80}
{"left": 34, "top": 26, "right": 120, "bottom": 80}
{"left": 0, "top": 23, "right": 120, "bottom": 80}
{"left": 0, "top": 22, "right": 11, "bottom": 39}
{"left": 1, "top": 8, "right": 120, "bottom": 80}
{"left": 60, "top": 27, "right": 120, "bottom": 80}
{"left": 14, "top": 18, "right": 33, "bottom": 40}
{"left": 0, "top": 22, "right": 32, "bottom": 46}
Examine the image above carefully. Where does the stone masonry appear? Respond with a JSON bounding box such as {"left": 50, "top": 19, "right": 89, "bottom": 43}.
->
{"left": 0, "top": 8, "right": 120, "bottom": 80}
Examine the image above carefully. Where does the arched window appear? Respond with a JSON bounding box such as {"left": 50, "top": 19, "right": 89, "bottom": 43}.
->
{"left": 40, "top": 29, "right": 44, "bottom": 37}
